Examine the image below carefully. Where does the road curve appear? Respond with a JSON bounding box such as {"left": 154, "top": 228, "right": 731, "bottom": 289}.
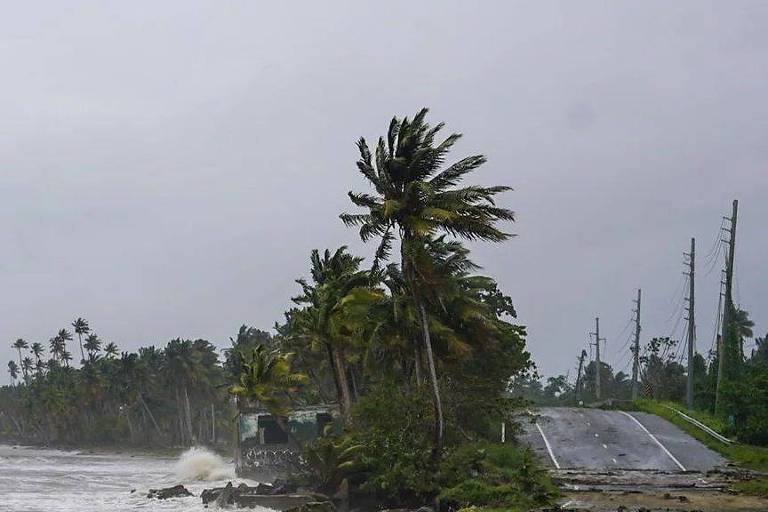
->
{"left": 519, "top": 407, "right": 726, "bottom": 471}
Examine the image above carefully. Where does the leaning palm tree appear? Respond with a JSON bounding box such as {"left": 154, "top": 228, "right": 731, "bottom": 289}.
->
{"left": 12, "top": 339, "right": 28, "bottom": 370}
{"left": 340, "top": 108, "right": 514, "bottom": 455}
{"left": 228, "top": 344, "right": 308, "bottom": 447}
{"left": 72, "top": 318, "right": 90, "bottom": 363}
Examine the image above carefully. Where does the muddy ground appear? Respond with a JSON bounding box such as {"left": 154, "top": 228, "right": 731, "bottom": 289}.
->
{"left": 549, "top": 468, "right": 768, "bottom": 511}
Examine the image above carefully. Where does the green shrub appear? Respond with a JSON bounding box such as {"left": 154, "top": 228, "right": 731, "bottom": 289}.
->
{"left": 438, "top": 443, "right": 558, "bottom": 510}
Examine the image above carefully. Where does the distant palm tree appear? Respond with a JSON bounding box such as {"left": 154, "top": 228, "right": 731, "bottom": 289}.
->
{"left": 21, "top": 357, "right": 33, "bottom": 381}
{"left": 8, "top": 360, "right": 19, "bottom": 385}
{"left": 58, "top": 329, "right": 73, "bottom": 359}
{"left": 12, "top": 339, "right": 28, "bottom": 370}
{"left": 49, "top": 336, "right": 63, "bottom": 362}
{"left": 104, "top": 342, "right": 119, "bottom": 359}
{"left": 61, "top": 350, "right": 73, "bottom": 368}
{"left": 31, "top": 342, "right": 45, "bottom": 363}
{"left": 35, "top": 358, "right": 46, "bottom": 376}
{"left": 732, "top": 308, "right": 754, "bottom": 339}
{"left": 84, "top": 333, "right": 101, "bottom": 360}
{"left": 72, "top": 318, "right": 90, "bottom": 363}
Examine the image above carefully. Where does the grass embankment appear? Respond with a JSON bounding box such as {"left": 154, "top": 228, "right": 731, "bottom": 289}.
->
{"left": 634, "top": 399, "right": 768, "bottom": 497}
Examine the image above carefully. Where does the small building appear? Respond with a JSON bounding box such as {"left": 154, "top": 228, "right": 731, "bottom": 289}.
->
{"left": 235, "top": 404, "right": 338, "bottom": 478}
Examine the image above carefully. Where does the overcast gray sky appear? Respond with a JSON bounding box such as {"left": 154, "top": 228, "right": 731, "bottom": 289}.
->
{"left": 2, "top": 1, "right": 767, "bottom": 383}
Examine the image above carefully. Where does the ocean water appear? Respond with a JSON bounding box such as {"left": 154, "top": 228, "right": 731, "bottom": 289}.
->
{"left": 0, "top": 444, "right": 267, "bottom": 512}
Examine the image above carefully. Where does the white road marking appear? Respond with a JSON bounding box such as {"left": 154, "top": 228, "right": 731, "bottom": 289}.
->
{"left": 602, "top": 443, "right": 608, "bottom": 449}
{"left": 619, "top": 411, "right": 686, "bottom": 471}
{"left": 535, "top": 422, "right": 561, "bottom": 469}
{"left": 612, "top": 458, "right": 617, "bottom": 463}
{"left": 594, "top": 433, "right": 599, "bottom": 437}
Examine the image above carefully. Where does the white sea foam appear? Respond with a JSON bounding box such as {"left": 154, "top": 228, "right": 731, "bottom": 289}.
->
{"left": 173, "top": 446, "right": 234, "bottom": 482}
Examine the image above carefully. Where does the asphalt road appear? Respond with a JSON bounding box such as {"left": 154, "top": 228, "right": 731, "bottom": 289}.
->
{"left": 519, "top": 407, "right": 726, "bottom": 471}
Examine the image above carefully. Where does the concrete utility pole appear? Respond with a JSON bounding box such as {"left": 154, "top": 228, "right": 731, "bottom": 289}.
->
{"left": 631, "top": 289, "right": 642, "bottom": 401}
{"left": 590, "top": 317, "right": 605, "bottom": 399}
{"left": 716, "top": 200, "right": 738, "bottom": 414}
{"left": 575, "top": 349, "right": 587, "bottom": 400}
{"left": 685, "top": 238, "right": 696, "bottom": 409}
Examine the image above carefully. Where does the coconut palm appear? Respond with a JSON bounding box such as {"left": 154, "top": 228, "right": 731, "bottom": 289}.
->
{"left": 228, "top": 344, "right": 308, "bottom": 447}
{"left": 31, "top": 342, "right": 45, "bottom": 363}
{"left": 340, "top": 108, "right": 514, "bottom": 454}
{"left": 84, "top": 333, "right": 101, "bottom": 360}
{"left": 7, "top": 360, "right": 19, "bottom": 385}
{"left": 61, "top": 350, "right": 73, "bottom": 368}
{"left": 48, "top": 336, "right": 63, "bottom": 362}
{"left": 72, "top": 318, "right": 90, "bottom": 363}
{"left": 21, "top": 357, "right": 33, "bottom": 380}
{"left": 12, "top": 339, "right": 28, "bottom": 370}
{"left": 58, "top": 329, "right": 73, "bottom": 358}
{"left": 290, "top": 247, "right": 382, "bottom": 422}
{"left": 104, "top": 342, "right": 119, "bottom": 359}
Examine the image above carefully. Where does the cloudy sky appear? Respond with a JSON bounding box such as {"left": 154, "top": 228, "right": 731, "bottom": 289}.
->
{"left": 2, "top": 1, "right": 767, "bottom": 383}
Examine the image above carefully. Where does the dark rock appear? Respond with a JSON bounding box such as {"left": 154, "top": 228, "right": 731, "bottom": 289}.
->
{"left": 285, "top": 501, "right": 337, "bottom": 512}
{"left": 215, "top": 482, "right": 235, "bottom": 507}
{"left": 147, "top": 484, "right": 193, "bottom": 500}
{"left": 272, "top": 478, "right": 299, "bottom": 495}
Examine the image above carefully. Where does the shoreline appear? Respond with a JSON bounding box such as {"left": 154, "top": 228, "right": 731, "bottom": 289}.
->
{"left": 0, "top": 438, "right": 233, "bottom": 459}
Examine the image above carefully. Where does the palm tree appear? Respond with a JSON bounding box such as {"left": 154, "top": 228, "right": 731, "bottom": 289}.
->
{"left": 290, "top": 247, "right": 382, "bottom": 422}
{"left": 61, "top": 350, "right": 73, "bottom": 368}
{"left": 731, "top": 307, "right": 755, "bottom": 361}
{"left": 31, "top": 342, "right": 45, "bottom": 363}
{"left": 104, "top": 342, "right": 119, "bottom": 359}
{"left": 228, "top": 344, "right": 308, "bottom": 447}
{"left": 58, "top": 329, "right": 73, "bottom": 359}
{"left": 49, "top": 336, "right": 63, "bottom": 363}
{"left": 340, "top": 108, "right": 514, "bottom": 454}
{"left": 21, "top": 357, "right": 33, "bottom": 381}
{"left": 72, "top": 318, "right": 90, "bottom": 363}
{"left": 8, "top": 360, "right": 19, "bottom": 385}
{"left": 84, "top": 333, "right": 101, "bottom": 360}
{"left": 12, "top": 339, "right": 28, "bottom": 370}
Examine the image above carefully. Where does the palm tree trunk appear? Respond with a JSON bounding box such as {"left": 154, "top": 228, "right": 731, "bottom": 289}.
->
{"left": 418, "top": 301, "right": 444, "bottom": 459}
{"left": 332, "top": 347, "right": 353, "bottom": 424}
{"left": 402, "top": 235, "right": 444, "bottom": 459}
{"left": 77, "top": 333, "right": 85, "bottom": 363}
{"left": 183, "top": 385, "right": 195, "bottom": 444}
{"left": 175, "top": 387, "right": 186, "bottom": 445}
{"left": 138, "top": 393, "right": 162, "bottom": 439}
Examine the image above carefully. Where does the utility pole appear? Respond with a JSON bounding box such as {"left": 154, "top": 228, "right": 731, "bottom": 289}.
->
{"left": 590, "top": 317, "right": 605, "bottom": 399}
{"left": 575, "top": 349, "right": 587, "bottom": 400}
{"left": 631, "top": 289, "right": 642, "bottom": 401}
{"left": 685, "top": 238, "right": 696, "bottom": 408}
{"left": 716, "top": 199, "right": 738, "bottom": 414}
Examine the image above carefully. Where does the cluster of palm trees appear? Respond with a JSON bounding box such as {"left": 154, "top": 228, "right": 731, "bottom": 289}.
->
{"left": 2, "top": 318, "right": 229, "bottom": 446}
{"left": 8, "top": 319, "right": 118, "bottom": 385}
{"left": 265, "top": 109, "right": 528, "bottom": 459}
{"left": 2, "top": 109, "right": 529, "bottom": 458}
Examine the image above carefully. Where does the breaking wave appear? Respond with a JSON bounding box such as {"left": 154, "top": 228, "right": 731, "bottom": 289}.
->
{"left": 173, "top": 447, "right": 234, "bottom": 481}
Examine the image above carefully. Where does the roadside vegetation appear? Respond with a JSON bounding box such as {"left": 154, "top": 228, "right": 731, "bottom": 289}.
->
{"left": 1, "top": 109, "right": 554, "bottom": 510}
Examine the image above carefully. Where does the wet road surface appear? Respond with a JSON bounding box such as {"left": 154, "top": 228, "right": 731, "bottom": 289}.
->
{"left": 519, "top": 407, "right": 726, "bottom": 471}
